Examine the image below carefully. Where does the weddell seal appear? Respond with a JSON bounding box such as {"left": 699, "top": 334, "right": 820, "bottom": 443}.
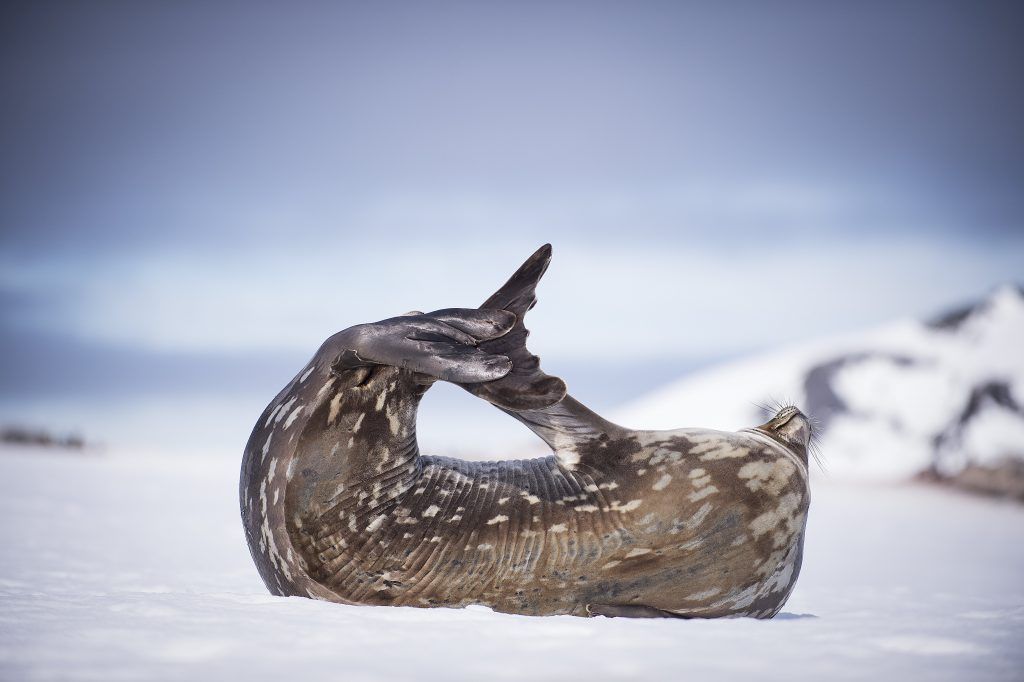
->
{"left": 240, "top": 245, "right": 811, "bottom": 619}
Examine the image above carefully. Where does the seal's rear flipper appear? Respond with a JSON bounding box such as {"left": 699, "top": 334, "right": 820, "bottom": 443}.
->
{"left": 459, "top": 244, "right": 567, "bottom": 411}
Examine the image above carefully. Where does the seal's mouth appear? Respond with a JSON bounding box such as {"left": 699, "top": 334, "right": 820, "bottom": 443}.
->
{"left": 748, "top": 406, "right": 812, "bottom": 465}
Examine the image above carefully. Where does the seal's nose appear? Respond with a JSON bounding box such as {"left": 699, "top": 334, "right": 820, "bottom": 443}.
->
{"left": 757, "top": 407, "right": 811, "bottom": 460}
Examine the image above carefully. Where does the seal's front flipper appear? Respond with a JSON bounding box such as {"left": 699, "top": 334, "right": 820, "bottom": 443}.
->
{"left": 459, "top": 244, "right": 568, "bottom": 411}
{"left": 332, "top": 309, "right": 517, "bottom": 384}
{"left": 586, "top": 604, "right": 689, "bottom": 619}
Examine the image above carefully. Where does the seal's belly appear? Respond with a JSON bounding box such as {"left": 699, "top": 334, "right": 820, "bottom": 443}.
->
{"left": 290, "top": 455, "right": 617, "bottom": 613}
{"left": 289, "top": 452, "right": 808, "bottom": 618}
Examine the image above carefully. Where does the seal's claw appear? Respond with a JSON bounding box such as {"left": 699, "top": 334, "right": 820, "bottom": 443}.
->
{"left": 407, "top": 340, "right": 512, "bottom": 383}
{"left": 433, "top": 352, "right": 512, "bottom": 384}
{"left": 425, "top": 308, "right": 517, "bottom": 342}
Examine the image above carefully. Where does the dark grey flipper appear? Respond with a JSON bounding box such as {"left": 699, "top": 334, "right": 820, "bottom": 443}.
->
{"left": 457, "top": 244, "right": 626, "bottom": 464}
{"left": 460, "top": 244, "right": 568, "bottom": 411}
{"left": 334, "top": 244, "right": 567, "bottom": 405}
{"left": 332, "top": 309, "right": 517, "bottom": 384}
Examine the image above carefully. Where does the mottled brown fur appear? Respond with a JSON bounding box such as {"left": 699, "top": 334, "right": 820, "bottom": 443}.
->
{"left": 239, "top": 245, "right": 811, "bottom": 618}
{"left": 241, "top": 352, "right": 810, "bottom": 618}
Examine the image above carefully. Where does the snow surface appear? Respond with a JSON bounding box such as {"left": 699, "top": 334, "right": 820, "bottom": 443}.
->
{"left": 615, "top": 285, "right": 1024, "bottom": 481}
{"left": 2, "top": 447, "right": 1022, "bottom": 681}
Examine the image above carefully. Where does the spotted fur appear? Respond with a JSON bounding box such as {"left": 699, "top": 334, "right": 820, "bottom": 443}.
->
{"left": 239, "top": 246, "right": 811, "bottom": 618}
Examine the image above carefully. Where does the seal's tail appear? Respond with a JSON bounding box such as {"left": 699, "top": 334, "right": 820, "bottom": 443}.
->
{"left": 459, "top": 244, "right": 567, "bottom": 411}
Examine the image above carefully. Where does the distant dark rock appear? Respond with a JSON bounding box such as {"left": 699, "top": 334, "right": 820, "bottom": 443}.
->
{"left": 919, "top": 458, "right": 1024, "bottom": 503}
{"left": 927, "top": 283, "right": 1024, "bottom": 331}
{"left": 934, "top": 381, "right": 1022, "bottom": 451}
{"left": 803, "top": 353, "right": 918, "bottom": 431}
{"left": 1, "top": 426, "right": 87, "bottom": 451}
{"left": 926, "top": 302, "right": 979, "bottom": 331}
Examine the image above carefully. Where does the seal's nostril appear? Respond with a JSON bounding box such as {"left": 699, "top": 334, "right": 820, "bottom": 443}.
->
{"left": 756, "top": 407, "right": 812, "bottom": 454}
{"left": 772, "top": 409, "right": 811, "bottom": 447}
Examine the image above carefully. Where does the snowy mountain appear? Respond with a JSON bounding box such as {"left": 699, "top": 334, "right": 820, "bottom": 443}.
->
{"left": 615, "top": 285, "right": 1024, "bottom": 496}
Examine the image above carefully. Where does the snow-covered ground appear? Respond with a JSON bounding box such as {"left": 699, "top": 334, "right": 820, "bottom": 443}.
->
{"left": 2, "top": 287, "right": 1022, "bottom": 680}
{"left": 2, "top": 447, "right": 1021, "bottom": 681}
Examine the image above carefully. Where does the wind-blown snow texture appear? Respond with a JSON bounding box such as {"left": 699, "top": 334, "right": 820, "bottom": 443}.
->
{"left": 617, "top": 285, "right": 1024, "bottom": 482}
{"left": 1, "top": 448, "right": 1022, "bottom": 681}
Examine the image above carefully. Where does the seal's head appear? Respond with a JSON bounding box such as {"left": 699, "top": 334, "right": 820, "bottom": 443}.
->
{"left": 749, "top": 406, "right": 813, "bottom": 465}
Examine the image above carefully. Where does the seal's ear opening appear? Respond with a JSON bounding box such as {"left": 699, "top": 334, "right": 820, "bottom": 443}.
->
{"left": 757, "top": 407, "right": 811, "bottom": 463}
{"left": 459, "top": 244, "right": 568, "bottom": 411}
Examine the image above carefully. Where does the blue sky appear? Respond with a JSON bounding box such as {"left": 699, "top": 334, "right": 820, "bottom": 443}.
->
{"left": 1, "top": 2, "right": 1022, "bottom": 447}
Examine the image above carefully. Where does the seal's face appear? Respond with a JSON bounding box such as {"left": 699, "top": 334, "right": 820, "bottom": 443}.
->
{"left": 746, "top": 406, "right": 812, "bottom": 466}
